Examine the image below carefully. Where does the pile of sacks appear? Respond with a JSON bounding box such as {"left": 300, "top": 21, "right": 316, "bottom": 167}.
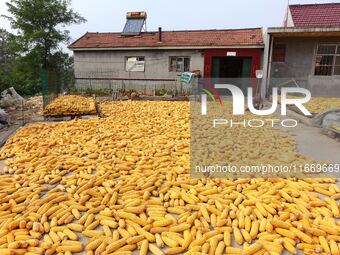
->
{"left": 0, "top": 87, "right": 26, "bottom": 128}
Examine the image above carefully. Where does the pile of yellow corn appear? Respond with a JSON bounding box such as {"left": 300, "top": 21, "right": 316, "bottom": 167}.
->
{"left": 281, "top": 96, "right": 340, "bottom": 114}
{"left": 190, "top": 102, "right": 316, "bottom": 179}
{"left": 304, "top": 97, "right": 340, "bottom": 114}
{"left": 43, "top": 95, "right": 97, "bottom": 116}
{"left": 331, "top": 125, "right": 340, "bottom": 132}
{"left": 0, "top": 101, "right": 339, "bottom": 255}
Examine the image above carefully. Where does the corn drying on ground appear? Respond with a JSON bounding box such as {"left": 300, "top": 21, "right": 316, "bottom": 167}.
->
{"left": 43, "top": 95, "right": 97, "bottom": 117}
{"left": 280, "top": 96, "right": 340, "bottom": 114}
{"left": 0, "top": 101, "right": 339, "bottom": 255}
{"left": 332, "top": 125, "right": 340, "bottom": 132}
{"left": 189, "top": 102, "right": 316, "bottom": 179}
{"left": 304, "top": 97, "right": 340, "bottom": 114}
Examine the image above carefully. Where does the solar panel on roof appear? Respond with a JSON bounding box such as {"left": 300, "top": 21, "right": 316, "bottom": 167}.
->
{"left": 122, "top": 19, "right": 145, "bottom": 35}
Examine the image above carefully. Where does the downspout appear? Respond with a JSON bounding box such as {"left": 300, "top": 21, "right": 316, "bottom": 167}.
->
{"left": 267, "top": 35, "right": 274, "bottom": 97}
{"left": 260, "top": 33, "right": 273, "bottom": 99}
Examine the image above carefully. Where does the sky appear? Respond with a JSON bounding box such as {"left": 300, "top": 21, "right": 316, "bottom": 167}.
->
{"left": 1, "top": 0, "right": 340, "bottom": 53}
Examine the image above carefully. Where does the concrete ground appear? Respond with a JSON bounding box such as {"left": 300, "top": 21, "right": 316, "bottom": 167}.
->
{"left": 273, "top": 107, "right": 340, "bottom": 180}
{"left": 289, "top": 122, "right": 340, "bottom": 164}
{"left": 278, "top": 107, "right": 340, "bottom": 164}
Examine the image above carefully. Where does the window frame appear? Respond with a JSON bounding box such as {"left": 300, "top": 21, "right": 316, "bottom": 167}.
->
{"left": 125, "top": 56, "right": 145, "bottom": 72}
{"left": 314, "top": 44, "right": 340, "bottom": 76}
{"left": 272, "top": 43, "right": 286, "bottom": 63}
{"left": 169, "top": 56, "right": 191, "bottom": 73}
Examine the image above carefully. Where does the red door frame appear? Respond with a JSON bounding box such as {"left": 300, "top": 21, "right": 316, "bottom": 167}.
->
{"left": 203, "top": 48, "right": 263, "bottom": 78}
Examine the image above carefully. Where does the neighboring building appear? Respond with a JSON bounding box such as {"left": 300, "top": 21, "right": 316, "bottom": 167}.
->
{"left": 262, "top": 3, "right": 340, "bottom": 97}
{"left": 69, "top": 13, "right": 264, "bottom": 92}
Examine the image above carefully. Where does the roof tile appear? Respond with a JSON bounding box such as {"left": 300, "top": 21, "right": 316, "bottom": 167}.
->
{"left": 289, "top": 3, "right": 340, "bottom": 27}
{"left": 69, "top": 28, "right": 264, "bottom": 49}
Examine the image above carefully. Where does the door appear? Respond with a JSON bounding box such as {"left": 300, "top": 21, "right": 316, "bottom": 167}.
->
{"left": 211, "top": 57, "right": 220, "bottom": 78}
{"left": 242, "top": 58, "right": 252, "bottom": 78}
{"left": 241, "top": 58, "right": 252, "bottom": 94}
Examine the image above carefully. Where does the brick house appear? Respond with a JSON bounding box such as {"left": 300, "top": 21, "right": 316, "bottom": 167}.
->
{"left": 69, "top": 13, "right": 264, "bottom": 92}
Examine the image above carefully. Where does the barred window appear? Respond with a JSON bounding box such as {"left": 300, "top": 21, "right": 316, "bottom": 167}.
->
{"left": 314, "top": 45, "right": 340, "bottom": 76}
{"left": 169, "top": 57, "right": 190, "bottom": 72}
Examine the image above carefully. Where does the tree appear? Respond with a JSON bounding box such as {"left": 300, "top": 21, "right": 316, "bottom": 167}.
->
{"left": 0, "top": 0, "right": 85, "bottom": 96}
{"left": 0, "top": 29, "right": 18, "bottom": 93}
{"left": 0, "top": 29, "right": 17, "bottom": 67}
{"left": 0, "top": 29, "right": 10, "bottom": 65}
{"left": 3, "top": 0, "right": 86, "bottom": 69}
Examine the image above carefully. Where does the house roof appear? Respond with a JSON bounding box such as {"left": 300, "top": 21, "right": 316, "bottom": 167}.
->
{"left": 69, "top": 28, "right": 264, "bottom": 50}
{"left": 267, "top": 26, "right": 340, "bottom": 37}
{"left": 289, "top": 3, "right": 340, "bottom": 27}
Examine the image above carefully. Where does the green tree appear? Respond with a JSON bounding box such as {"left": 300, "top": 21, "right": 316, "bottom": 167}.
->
{"left": 0, "top": 0, "right": 85, "bottom": 96}
{"left": 3, "top": 0, "right": 86, "bottom": 68}
{"left": 0, "top": 29, "right": 11, "bottom": 65}
{"left": 0, "top": 29, "right": 19, "bottom": 93}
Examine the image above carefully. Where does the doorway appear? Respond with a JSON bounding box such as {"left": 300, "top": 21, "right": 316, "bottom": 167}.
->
{"left": 211, "top": 56, "right": 252, "bottom": 94}
{"left": 211, "top": 57, "right": 252, "bottom": 78}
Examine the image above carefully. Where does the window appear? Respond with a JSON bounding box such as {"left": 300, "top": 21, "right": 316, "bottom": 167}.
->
{"left": 272, "top": 44, "right": 286, "bottom": 62}
{"left": 169, "top": 57, "right": 190, "bottom": 72}
{"left": 125, "top": 56, "right": 145, "bottom": 72}
{"left": 314, "top": 45, "right": 340, "bottom": 76}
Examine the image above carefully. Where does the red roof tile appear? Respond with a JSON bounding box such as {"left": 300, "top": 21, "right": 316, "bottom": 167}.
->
{"left": 289, "top": 3, "right": 340, "bottom": 27}
{"left": 69, "top": 28, "right": 264, "bottom": 49}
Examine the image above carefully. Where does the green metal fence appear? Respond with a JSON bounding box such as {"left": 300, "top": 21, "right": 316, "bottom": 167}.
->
{"left": 41, "top": 68, "right": 195, "bottom": 108}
